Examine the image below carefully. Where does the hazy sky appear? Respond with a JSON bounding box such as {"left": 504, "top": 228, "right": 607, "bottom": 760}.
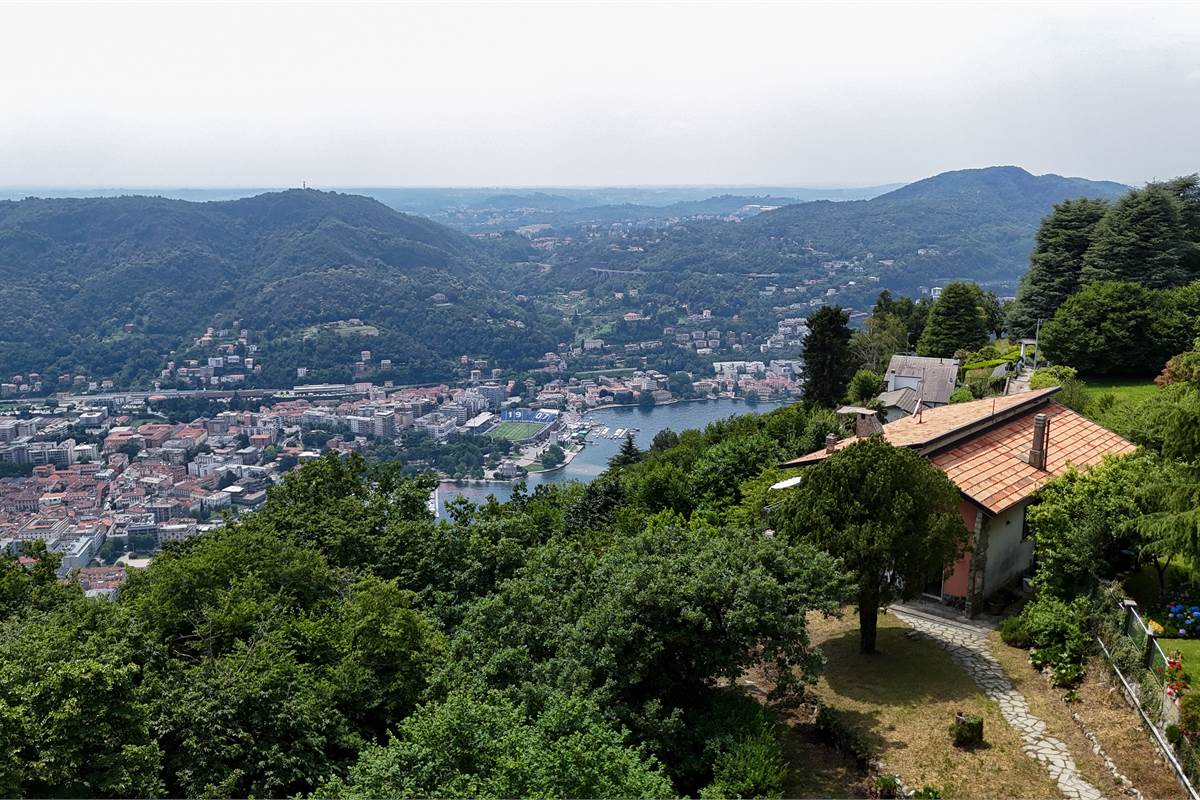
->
{"left": 3, "top": 1, "right": 1198, "bottom": 188}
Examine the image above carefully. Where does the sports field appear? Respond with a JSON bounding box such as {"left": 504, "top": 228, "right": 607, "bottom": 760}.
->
{"left": 489, "top": 421, "right": 547, "bottom": 441}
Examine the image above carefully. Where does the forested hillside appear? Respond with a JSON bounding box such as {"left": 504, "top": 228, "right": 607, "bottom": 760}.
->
{"left": 0, "top": 190, "right": 567, "bottom": 385}
{"left": 542, "top": 167, "right": 1128, "bottom": 302}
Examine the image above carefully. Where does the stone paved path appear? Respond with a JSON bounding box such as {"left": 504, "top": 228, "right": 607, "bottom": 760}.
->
{"left": 892, "top": 607, "right": 1105, "bottom": 800}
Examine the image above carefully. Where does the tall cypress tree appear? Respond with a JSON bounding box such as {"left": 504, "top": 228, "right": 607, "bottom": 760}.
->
{"left": 1081, "top": 183, "right": 1194, "bottom": 289}
{"left": 916, "top": 282, "right": 989, "bottom": 358}
{"left": 1007, "top": 197, "right": 1108, "bottom": 337}
{"left": 802, "top": 306, "right": 854, "bottom": 408}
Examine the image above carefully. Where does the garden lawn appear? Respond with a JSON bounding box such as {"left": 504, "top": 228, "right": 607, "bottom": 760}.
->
{"left": 1157, "top": 638, "right": 1200, "bottom": 674}
{"left": 804, "top": 611, "right": 1061, "bottom": 799}
{"left": 1083, "top": 377, "right": 1159, "bottom": 404}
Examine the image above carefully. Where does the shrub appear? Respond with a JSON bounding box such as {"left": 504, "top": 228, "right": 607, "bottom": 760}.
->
{"left": 1056, "top": 377, "right": 1090, "bottom": 413}
{"left": 949, "top": 386, "right": 974, "bottom": 404}
{"left": 1167, "top": 724, "right": 1184, "bottom": 748}
{"left": 949, "top": 712, "right": 983, "bottom": 747}
{"left": 699, "top": 729, "right": 788, "bottom": 800}
{"left": 1181, "top": 692, "right": 1200, "bottom": 736}
{"left": 1140, "top": 669, "right": 1164, "bottom": 720}
{"left": 815, "top": 705, "right": 872, "bottom": 768}
{"left": 1110, "top": 637, "right": 1145, "bottom": 677}
{"left": 693, "top": 690, "right": 788, "bottom": 798}
{"left": 1052, "top": 661, "right": 1085, "bottom": 688}
{"left": 1019, "top": 594, "right": 1089, "bottom": 663}
{"left": 870, "top": 775, "right": 899, "bottom": 799}
{"left": 1030, "top": 365, "right": 1078, "bottom": 389}
{"left": 911, "top": 787, "right": 943, "bottom": 799}
{"left": 1175, "top": 735, "right": 1200, "bottom": 786}
{"left": 999, "top": 615, "right": 1031, "bottom": 648}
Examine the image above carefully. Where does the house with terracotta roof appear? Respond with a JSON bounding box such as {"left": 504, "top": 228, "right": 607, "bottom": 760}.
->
{"left": 779, "top": 387, "right": 1136, "bottom": 615}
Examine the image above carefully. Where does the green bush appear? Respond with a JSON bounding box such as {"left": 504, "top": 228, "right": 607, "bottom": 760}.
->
{"left": 1051, "top": 661, "right": 1085, "bottom": 688}
{"left": 699, "top": 728, "right": 788, "bottom": 800}
{"left": 999, "top": 615, "right": 1031, "bottom": 648}
{"left": 949, "top": 386, "right": 974, "bottom": 404}
{"left": 911, "top": 787, "right": 943, "bottom": 799}
{"left": 1181, "top": 692, "right": 1200, "bottom": 736}
{"left": 1167, "top": 724, "right": 1184, "bottom": 748}
{"left": 871, "top": 775, "right": 899, "bottom": 799}
{"left": 1030, "top": 365, "right": 1078, "bottom": 390}
{"left": 694, "top": 691, "right": 788, "bottom": 799}
{"left": 1139, "top": 669, "right": 1164, "bottom": 720}
{"left": 1110, "top": 637, "right": 1144, "bottom": 676}
{"left": 1019, "top": 594, "right": 1089, "bottom": 663}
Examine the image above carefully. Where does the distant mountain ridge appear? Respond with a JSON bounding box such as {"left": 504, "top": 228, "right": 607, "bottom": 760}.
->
{"left": 0, "top": 190, "right": 567, "bottom": 386}
{"left": 742, "top": 166, "right": 1131, "bottom": 287}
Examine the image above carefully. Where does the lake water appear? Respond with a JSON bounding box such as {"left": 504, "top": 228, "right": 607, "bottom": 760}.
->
{"left": 437, "top": 398, "right": 786, "bottom": 514}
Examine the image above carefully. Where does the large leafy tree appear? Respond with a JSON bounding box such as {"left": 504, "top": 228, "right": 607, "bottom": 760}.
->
{"left": 850, "top": 312, "right": 909, "bottom": 374}
{"left": 873, "top": 291, "right": 931, "bottom": 345}
{"left": 1026, "top": 453, "right": 1164, "bottom": 597}
{"left": 774, "top": 437, "right": 967, "bottom": 654}
{"left": 1081, "top": 183, "right": 1198, "bottom": 289}
{"left": 438, "top": 512, "right": 847, "bottom": 776}
{"left": 1040, "top": 281, "right": 1190, "bottom": 376}
{"left": 1007, "top": 197, "right": 1109, "bottom": 336}
{"left": 0, "top": 602, "right": 164, "bottom": 798}
{"left": 316, "top": 692, "right": 674, "bottom": 799}
{"left": 916, "top": 281, "right": 989, "bottom": 358}
{"left": 803, "top": 305, "right": 854, "bottom": 408}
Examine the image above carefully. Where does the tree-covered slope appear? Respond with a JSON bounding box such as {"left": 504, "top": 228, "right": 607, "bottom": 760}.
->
{"left": 0, "top": 190, "right": 566, "bottom": 384}
{"left": 744, "top": 166, "right": 1128, "bottom": 280}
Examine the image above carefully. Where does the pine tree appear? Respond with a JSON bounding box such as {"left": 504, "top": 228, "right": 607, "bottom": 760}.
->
{"left": 1007, "top": 197, "right": 1108, "bottom": 337}
{"left": 916, "top": 282, "right": 989, "bottom": 358}
{"left": 1081, "top": 183, "right": 1194, "bottom": 289}
{"left": 608, "top": 433, "right": 642, "bottom": 469}
{"left": 802, "top": 306, "right": 854, "bottom": 408}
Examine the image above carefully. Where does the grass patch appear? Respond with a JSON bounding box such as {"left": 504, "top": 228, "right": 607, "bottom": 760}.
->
{"left": 488, "top": 421, "right": 547, "bottom": 441}
{"left": 1157, "top": 638, "right": 1200, "bottom": 669}
{"left": 1082, "top": 376, "right": 1159, "bottom": 404}
{"left": 805, "top": 612, "right": 1060, "bottom": 799}
{"left": 301, "top": 323, "right": 381, "bottom": 338}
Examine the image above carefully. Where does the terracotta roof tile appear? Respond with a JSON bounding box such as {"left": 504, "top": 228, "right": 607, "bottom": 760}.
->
{"left": 780, "top": 388, "right": 1135, "bottom": 514}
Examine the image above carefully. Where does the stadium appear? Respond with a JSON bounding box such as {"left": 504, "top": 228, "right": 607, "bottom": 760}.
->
{"left": 489, "top": 408, "right": 560, "bottom": 443}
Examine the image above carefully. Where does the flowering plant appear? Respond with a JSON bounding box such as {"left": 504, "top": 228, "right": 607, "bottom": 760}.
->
{"left": 1159, "top": 652, "right": 1189, "bottom": 703}
{"left": 1165, "top": 600, "right": 1200, "bottom": 639}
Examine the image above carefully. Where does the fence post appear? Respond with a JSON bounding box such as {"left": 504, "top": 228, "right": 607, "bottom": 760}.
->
{"left": 1123, "top": 598, "right": 1137, "bottom": 638}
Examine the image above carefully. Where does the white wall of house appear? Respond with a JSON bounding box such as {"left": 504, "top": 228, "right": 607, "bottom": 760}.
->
{"left": 984, "top": 502, "right": 1034, "bottom": 594}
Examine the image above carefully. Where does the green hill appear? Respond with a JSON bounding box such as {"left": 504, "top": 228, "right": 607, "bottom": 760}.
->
{"left": 0, "top": 190, "right": 566, "bottom": 386}
{"left": 744, "top": 166, "right": 1130, "bottom": 284}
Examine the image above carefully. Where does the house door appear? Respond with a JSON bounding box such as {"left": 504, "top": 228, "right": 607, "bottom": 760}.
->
{"left": 922, "top": 569, "right": 944, "bottom": 600}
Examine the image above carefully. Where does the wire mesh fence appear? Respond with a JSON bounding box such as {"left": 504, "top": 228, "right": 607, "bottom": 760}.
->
{"left": 1100, "top": 599, "right": 1199, "bottom": 799}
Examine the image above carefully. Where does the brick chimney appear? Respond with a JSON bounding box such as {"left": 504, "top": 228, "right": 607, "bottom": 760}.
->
{"left": 824, "top": 432, "right": 838, "bottom": 454}
{"left": 1028, "top": 413, "right": 1049, "bottom": 471}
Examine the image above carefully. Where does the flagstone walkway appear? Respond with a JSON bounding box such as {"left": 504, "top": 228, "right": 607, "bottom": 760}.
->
{"left": 892, "top": 607, "right": 1105, "bottom": 800}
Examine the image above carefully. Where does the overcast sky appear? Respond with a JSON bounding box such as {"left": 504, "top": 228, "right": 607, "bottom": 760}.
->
{"left": 3, "top": 1, "right": 1198, "bottom": 188}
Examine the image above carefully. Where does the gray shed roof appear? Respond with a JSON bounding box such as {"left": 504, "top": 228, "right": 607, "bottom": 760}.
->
{"left": 885, "top": 355, "right": 960, "bottom": 406}
{"left": 876, "top": 387, "right": 919, "bottom": 415}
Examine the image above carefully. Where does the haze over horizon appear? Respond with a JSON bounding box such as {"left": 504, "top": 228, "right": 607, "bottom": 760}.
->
{"left": 4, "top": 1, "right": 1199, "bottom": 188}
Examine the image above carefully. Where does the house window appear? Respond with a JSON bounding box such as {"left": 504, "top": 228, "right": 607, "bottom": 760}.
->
{"left": 1020, "top": 509, "right": 1031, "bottom": 541}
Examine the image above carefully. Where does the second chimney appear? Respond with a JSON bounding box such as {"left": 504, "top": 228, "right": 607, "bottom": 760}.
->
{"left": 825, "top": 432, "right": 839, "bottom": 454}
{"left": 1028, "top": 413, "right": 1049, "bottom": 471}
